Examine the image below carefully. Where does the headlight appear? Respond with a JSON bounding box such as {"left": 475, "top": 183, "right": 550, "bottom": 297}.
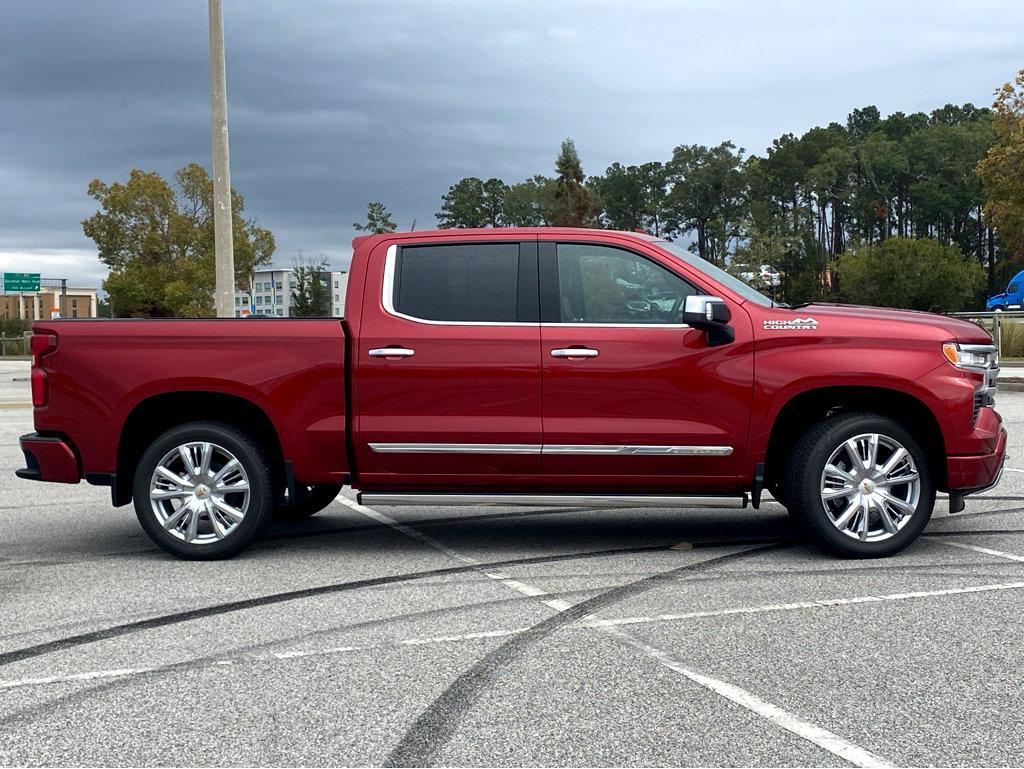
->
{"left": 942, "top": 342, "right": 998, "bottom": 370}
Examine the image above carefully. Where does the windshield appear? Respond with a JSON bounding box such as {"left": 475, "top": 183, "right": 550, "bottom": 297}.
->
{"left": 654, "top": 241, "right": 775, "bottom": 307}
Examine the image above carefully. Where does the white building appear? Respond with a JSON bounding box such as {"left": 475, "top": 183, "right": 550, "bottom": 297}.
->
{"left": 235, "top": 267, "right": 347, "bottom": 317}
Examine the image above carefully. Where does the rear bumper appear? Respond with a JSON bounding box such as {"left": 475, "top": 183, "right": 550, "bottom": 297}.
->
{"left": 946, "top": 426, "right": 1008, "bottom": 493}
{"left": 16, "top": 433, "right": 81, "bottom": 484}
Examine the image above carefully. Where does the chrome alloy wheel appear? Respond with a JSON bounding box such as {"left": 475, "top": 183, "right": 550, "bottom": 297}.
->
{"left": 819, "top": 433, "right": 921, "bottom": 542}
{"left": 149, "top": 442, "right": 250, "bottom": 544}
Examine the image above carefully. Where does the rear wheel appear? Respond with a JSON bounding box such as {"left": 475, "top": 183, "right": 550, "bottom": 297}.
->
{"left": 784, "top": 412, "right": 934, "bottom": 557}
{"left": 133, "top": 421, "right": 275, "bottom": 560}
{"left": 275, "top": 483, "right": 343, "bottom": 520}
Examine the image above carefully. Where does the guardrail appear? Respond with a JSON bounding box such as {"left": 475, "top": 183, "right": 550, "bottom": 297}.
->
{"left": 0, "top": 331, "right": 31, "bottom": 357}
{"left": 948, "top": 311, "right": 1024, "bottom": 357}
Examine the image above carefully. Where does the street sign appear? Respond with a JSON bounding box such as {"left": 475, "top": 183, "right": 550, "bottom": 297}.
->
{"left": 3, "top": 272, "right": 40, "bottom": 292}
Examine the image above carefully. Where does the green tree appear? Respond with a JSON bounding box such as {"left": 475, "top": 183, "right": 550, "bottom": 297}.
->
{"left": 503, "top": 175, "right": 557, "bottom": 226}
{"left": 82, "top": 163, "right": 274, "bottom": 317}
{"left": 835, "top": 237, "right": 984, "bottom": 311}
{"left": 436, "top": 177, "right": 508, "bottom": 228}
{"left": 551, "top": 138, "right": 600, "bottom": 227}
{"left": 353, "top": 202, "right": 397, "bottom": 234}
{"left": 289, "top": 255, "right": 330, "bottom": 317}
{"left": 592, "top": 161, "right": 669, "bottom": 234}
{"left": 978, "top": 68, "right": 1024, "bottom": 260}
{"left": 665, "top": 142, "right": 746, "bottom": 264}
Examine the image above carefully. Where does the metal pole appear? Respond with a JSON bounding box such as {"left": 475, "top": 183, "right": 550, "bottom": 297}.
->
{"left": 208, "top": 0, "right": 235, "bottom": 318}
{"left": 60, "top": 278, "right": 66, "bottom": 318}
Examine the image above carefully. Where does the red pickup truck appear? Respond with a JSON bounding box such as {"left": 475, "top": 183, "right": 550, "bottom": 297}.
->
{"left": 17, "top": 228, "right": 1006, "bottom": 560}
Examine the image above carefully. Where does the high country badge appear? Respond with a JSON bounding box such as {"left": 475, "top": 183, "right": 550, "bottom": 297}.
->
{"left": 763, "top": 317, "right": 819, "bottom": 330}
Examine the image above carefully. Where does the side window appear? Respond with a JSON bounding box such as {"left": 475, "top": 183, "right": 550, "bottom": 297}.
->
{"left": 555, "top": 244, "right": 696, "bottom": 324}
{"left": 1009, "top": 283, "right": 1019, "bottom": 294}
{"left": 394, "top": 243, "right": 520, "bottom": 322}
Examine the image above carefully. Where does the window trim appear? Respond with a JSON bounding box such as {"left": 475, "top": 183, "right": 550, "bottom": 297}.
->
{"left": 382, "top": 243, "right": 539, "bottom": 327}
{"left": 540, "top": 240, "right": 693, "bottom": 328}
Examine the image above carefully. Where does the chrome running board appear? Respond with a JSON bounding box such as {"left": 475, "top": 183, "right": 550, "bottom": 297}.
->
{"left": 356, "top": 492, "right": 748, "bottom": 509}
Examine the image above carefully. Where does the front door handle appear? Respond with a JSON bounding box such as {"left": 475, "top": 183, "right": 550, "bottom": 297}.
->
{"left": 550, "top": 348, "right": 599, "bottom": 359}
{"left": 369, "top": 347, "right": 415, "bottom": 359}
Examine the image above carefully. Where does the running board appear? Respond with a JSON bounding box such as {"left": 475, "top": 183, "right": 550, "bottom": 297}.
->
{"left": 356, "top": 492, "right": 748, "bottom": 509}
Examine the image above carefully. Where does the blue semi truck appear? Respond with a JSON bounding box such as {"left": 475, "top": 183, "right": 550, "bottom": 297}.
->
{"left": 987, "top": 270, "right": 1024, "bottom": 311}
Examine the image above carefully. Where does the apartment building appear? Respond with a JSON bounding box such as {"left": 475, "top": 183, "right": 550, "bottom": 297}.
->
{"left": 235, "top": 267, "right": 347, "bottom": 317}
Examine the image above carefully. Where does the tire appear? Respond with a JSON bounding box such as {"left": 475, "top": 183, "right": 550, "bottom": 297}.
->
{"left": 784, "top": 412, "right": 934, "bottom": 558}
{"left": 274, "top": 483, "right": 343, "bottom": 520}
{"left": 133, "top": 421, "right": 275, "bottom": 560}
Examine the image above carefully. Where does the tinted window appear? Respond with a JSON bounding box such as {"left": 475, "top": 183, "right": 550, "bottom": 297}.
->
{"left": 555, "top": 244, "right": 696, "bottom": 324}
{"left": 1010, "top": 283, "right": 1019, "bottom": 294}
{"left": 395, "top": 243, "right": 520, "bottom": 322}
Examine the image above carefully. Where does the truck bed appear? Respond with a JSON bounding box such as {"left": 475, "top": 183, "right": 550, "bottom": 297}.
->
{"left": 28, "top": 318, "right": 350, "bottom": 495}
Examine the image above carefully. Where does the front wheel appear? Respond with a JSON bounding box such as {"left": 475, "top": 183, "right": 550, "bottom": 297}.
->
{"left": 133, "top": 421, "right": 275, "bottom": 560}
{"left": 784, "top": 412, "right": 934, "bottom": 557}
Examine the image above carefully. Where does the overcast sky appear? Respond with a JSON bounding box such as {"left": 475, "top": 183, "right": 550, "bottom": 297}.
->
{"left": 2, "top": 0, "right": 1023, "bottom": 287}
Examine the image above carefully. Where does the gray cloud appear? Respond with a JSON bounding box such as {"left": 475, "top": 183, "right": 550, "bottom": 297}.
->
{"left": 2, "top": 0, "right": 1024, "bottom": 285}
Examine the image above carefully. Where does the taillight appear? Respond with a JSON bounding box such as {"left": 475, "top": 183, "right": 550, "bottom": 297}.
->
{"left": 30, "top": 333, "right": 57, "bottom": 407}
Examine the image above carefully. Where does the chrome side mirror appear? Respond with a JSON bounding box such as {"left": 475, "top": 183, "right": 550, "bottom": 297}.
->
{"left": 682, "top": 295, "right": 734, "bottom": 346}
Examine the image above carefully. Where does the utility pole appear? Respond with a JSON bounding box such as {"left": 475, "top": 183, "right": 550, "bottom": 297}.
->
{"left": 208, "top": 0, "right": 235, "bottom": 317}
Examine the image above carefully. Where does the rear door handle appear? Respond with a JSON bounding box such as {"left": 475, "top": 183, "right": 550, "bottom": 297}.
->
{"left": 369, "top": 347, "right": 415, "bottom": 358}
{"left": 550, "top": 348, "right": 599, "bottom": 359}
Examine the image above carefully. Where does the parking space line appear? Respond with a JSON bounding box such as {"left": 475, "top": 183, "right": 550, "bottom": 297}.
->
{"left": 929, "top": 538, "right": 1024, "bottom": 562}
{"left": 338, "top": 495, "right": 894, "bottom": 769}
{"left": 600, "top": 626, "right": 893, "bottom": 768}
{"left": 7, "top": 577, "right": 1024, "bottom": 697}
{"left": 335, "top": 495, "right": 572, "bottom": 612}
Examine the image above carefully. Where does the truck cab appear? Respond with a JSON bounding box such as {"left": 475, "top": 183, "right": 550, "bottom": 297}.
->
{"left": 987, "top": 269, "right": 1024, "bottom": 311}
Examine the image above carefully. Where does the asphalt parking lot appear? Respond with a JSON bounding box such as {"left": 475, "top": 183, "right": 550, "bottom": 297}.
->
{"left": 3, "top": 367, "right": 1024, "bottom": 767}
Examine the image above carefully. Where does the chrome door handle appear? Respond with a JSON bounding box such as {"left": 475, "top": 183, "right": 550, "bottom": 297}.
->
{"left": 550, "top": 348, "right": 599, "bottom": 359}
{"left": 369, "top": 347, "right": 415, "bottom": 358}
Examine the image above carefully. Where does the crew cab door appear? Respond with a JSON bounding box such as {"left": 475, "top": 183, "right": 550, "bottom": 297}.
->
{"left": 353, "top": 238, "right": 542, "bottom": 487}
{"left": 538, "top": 239, "right": 753, "bottom": 491}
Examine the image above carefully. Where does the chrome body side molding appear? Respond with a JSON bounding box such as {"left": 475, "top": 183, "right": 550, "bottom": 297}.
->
{"left": 368, "top": 443, "right": 733, "bottom": 456}
{"left": 368, "top": 443, "right": 543, "bottom": 455}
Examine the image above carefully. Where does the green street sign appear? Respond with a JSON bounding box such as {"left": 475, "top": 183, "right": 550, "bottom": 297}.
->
{"left": 3, "top": 273, "right": 40, "bottom": 292}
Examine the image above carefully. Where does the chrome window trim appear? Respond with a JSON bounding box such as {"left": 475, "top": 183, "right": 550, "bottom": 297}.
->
{"left": 382, "top": 244, "right": 536, "bottom": 327}
{"left": 382, "top": 244, "right": 692, "bottom": 330}
{"left": 369, "top": 442, "right": 732, "bottom": 456}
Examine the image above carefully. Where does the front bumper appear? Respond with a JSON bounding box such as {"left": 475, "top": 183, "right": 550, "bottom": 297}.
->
{"left": 16, "top": 433, "right": 81, "bottom": 484}
{"left": 946, "top": 426, "right": 1008, "bottom": 493}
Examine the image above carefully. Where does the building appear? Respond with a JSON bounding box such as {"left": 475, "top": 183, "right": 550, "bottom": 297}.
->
{"left": 0, "top": 286, "right": 99, "bottom": 320}
{"left": 234, "top": 267, "right": 347, "bottom": 317}
{"left": 329, "top": 271, "right": 348, "bottom": 317}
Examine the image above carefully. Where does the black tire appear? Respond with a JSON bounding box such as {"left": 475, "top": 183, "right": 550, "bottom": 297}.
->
{"left": 274, "top": 483, "right": 343, "bottom": 520}
{"left": 133, "top": 421, "right": 275, "bottom": 560}
{"left": 784, "top": 412, "right": 934, "bottom": 558}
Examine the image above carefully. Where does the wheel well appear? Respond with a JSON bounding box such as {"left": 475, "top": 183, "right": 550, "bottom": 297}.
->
{"left": 764, "top": 387, "right": 946, "bottom": 490}
{"left": 115, "top": 392, "right": 285, "bottom": 506}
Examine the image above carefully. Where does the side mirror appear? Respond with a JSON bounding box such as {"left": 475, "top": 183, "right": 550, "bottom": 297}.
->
{"left": 682, "top": 295, "right": 734, "bottom": 347}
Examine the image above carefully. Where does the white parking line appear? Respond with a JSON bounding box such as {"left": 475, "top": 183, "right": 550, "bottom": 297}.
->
{"left": 336, "top": 494, "right": 894, "bottom": 768}
{"left": 6, "top": 578, "right": 1024, "bottom": 698}
{"left": 929, "top": 538, "right": 1024, "bottom": 563}
{"left": 336, "top": 495, "right": 574, "bottom": 612}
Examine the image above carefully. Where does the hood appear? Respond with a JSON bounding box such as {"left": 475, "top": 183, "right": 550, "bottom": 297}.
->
{"left": 797, "top": 303, "right": 992, "bottom": 344}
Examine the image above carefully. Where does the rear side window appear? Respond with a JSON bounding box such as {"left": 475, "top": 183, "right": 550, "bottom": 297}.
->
{"left": 1010, "top": 283, "right": 1019, "bottom": 294}
{"left": 555, "top": 244, "right": 696, "bottom": 324}
{"left": 394, "top": 243, "right": 521, "bottom": 322}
